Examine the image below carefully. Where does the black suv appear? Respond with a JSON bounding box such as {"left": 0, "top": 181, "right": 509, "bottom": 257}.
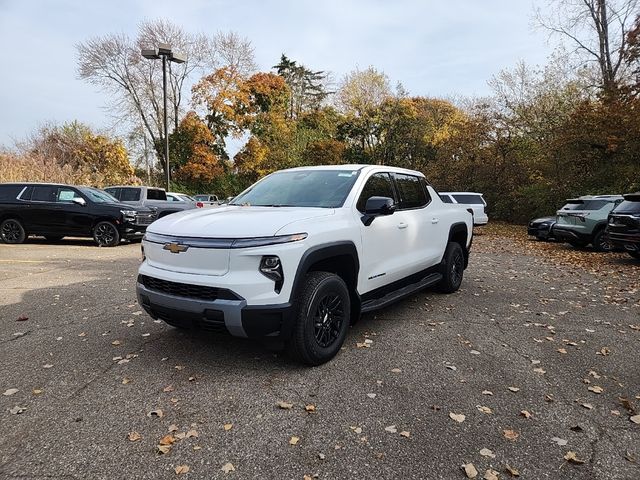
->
{"left": 606, "top": 192, "right": 640, "bottom": 259}
{"left": 0, "top": 183, "right": 156, "bottom": 247}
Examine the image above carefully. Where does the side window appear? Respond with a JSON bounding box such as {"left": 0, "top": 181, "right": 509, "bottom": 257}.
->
{"left": 439, "top": 194, "right": 453, "bottom": 204}
{"left": 104, "top": 188, "right": 120, "bottom": 199}
{"left": 0, "top": 184, "right": 24, "bottom": 201}
{"left": 147, "top": 189, "right": 167, "bottom": 201}
{"left": 394, "top": 174, "right": 428, "bottom": 209}
{"left": 56, "top": 188, "right": 83, "bottom": 203}
{"left": 356, "top": 173, "right": 396, "bottom": 212}
{"left": 120, "top": 188, "right": 141, "bottom": 201}
{"left": 31, "top": 186, "right": 57, "bottom": 202}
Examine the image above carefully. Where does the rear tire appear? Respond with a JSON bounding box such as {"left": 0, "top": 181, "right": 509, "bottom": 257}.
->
{"left": 288, "top": 271, "right": 350, "bottom": 366}
{"left": 93, "top": 221, "right": 120, "bottom": 247}
{"left": 0, "top": 219, "right": 26, "bottom": 244}
{"left": 592, "top": 229, "right": 611, "bottom": 252}
{"left": 437, "top": 242, "right": 465, "bottom": 293}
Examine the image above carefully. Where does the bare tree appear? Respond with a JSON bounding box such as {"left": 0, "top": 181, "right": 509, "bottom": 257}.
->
{"left": 77, "top": 19, "right": 255, "bottom": 176}
{"left": 536, "top": 0, "right": 639, "bottom": 92}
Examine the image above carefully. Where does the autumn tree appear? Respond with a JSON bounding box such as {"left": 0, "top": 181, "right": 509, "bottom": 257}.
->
{"left": 77, "top": 19, "right": 255, "bottom": 177}
{"left": 273, "top": 54, "right": 330, "bottom": 118}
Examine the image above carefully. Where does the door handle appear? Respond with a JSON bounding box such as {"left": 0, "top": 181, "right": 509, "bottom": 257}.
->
{"left": 398, "top": 222, "right": 408, "bottom": 229}
{"left": 431, "top": 218, "right": 439, "bottom": 224}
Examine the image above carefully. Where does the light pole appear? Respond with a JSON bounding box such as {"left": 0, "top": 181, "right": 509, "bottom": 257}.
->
{"left": 141, "top": 43, "right": 185, "bottom": 192}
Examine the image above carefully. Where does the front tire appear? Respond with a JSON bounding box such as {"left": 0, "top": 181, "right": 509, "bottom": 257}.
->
{"left": 0, "top": 219, "right": 26, "bottom": 244}
{"left": 93, "top": 221, "right": 120, "bottom": 247}
{"left": 437, "top": 242, "right": 465, "bottom": 293}
{"left": 288, "top": 272, "right": 350, "bottom": 366}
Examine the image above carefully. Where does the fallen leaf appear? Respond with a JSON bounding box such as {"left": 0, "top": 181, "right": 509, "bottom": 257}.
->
{"left": 3, "top": 388, "right": 19, "bottom": 396}
{"left": 159, "top": 434, "right": 175, "bottom": 446}
{"left": 223, "top": 423, "right": 233, "bottom": 431}
{"left": 186, "top": 429, "right": 198, "bottom": 438}
{"left": 157, "top": 445, "right": 171, "bottom": 454}
{"left": 597, "top": 347, "right": 611, "bottom": 356}
{"left": 508, "top": 387, "right": 520, "bottom": 393}
{"left": 504, "top": 464, "right": 520, "bottom": 477}
{"left": 9, "top": 406, "right": 26, "bottom": 414}
{"left": 318, "top": 453, "right": 326, "bottom": 460}
{"left": 16, "top": 315, "right": 28, "bottom": 322}
{"left": 483, "top": 469, "right": 499, "bottom": 480}
{"left": 277, "top": 401, "right": 294, "bottom": 410}
{"left": 163, "top": 385, "right": 175, "bottom": 393}
{"left": 289, "top": 436, "right": 300, "bottom": 445}
{"left": 400, "top": 431, "right": 410, "bottom": 437}
{"left": 391, "top": 368, "right": 402, "bottom": 373}
{"left": 581, "top": 403, "right": 594, "bottom": 410}
{"left": 43, "top": 364, "right": 53, "bottom": 369}
{"left": 221, "top": 462, "right": 235, "bottom": 473}
{"left": 174, "top": 365, "right": 185, "bottom": 370}
{"left": 482, "top": 390, "right": 494, "bottom": 396}
{"left": 520, "top": 410, "right": 532, "bottom": 419}
{"left": 168, "top": 424, "right": 179, "bottom": 432}
{"left": 477, "top": 405, "right": 493, "bottom": 414}
{"left": 533, "top": 367, "right": 546, "bottom": 375}
{"left": 557, "top": 348, "right": 567, "bottom": 354}
{"left": 630, "top": 415, "right": 640, "bottom": 424}
{"left": 122, "top": 377, "right": 131, "bottom": 384}
{"left": 111, "top": 340, "right": 121, "bottom": 346}
{"left": 366, "top": 393, "right": 377, "bottom": 399}
{"left": 305, "top": 404, "right": 316, "bottom": 412}
{"left": 147, "top": 409, "right": 164, "bottom": 418}
{"left": 564, "top": 451, "right": 585, "bottom": 464}
{"left": 588, "top": 386, "right": 604, "bottom": 394}
{"left": 449, "top": 413, "right": 466, "bottom": 423}
{"left": 32, "top": 389, "right": 43, "bottom": 395}
{"left": 551, "top": 437, "right": 568, "bottom": 446}
{"left": 384, "top": 425, "right": 398, "bottom": 433}
{"left": 128, "top": 431, "right": 142, "bottom": 442}
{"left": 503, "top": 429, "right": 519, "bottom": 441}
{"left": 351, "top": 426, "right": 363, "bottom": 434}
{"left": 479, "top": 448, "right": 495, "bottom": 458}
{"left": 463, "top": 463, "right": 478, "bottom": 479}
{"left": 174, "top": 465, "right": 189, "bottom": 475}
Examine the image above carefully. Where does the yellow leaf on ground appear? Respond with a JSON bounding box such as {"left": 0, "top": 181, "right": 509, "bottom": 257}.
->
{"left": 127, "top": 431, "right": 141, "bottom": 442}
{"left": 174, "top": 465, "right": 189, "bottom": 475}
{"left": 289, "top": 436, "right": 300, "bottom": 445}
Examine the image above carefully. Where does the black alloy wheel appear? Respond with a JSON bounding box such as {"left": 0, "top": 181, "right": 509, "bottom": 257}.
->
{"left": 0, "top": 219, "right": 26, "bottom": 244}
{"left": 289, "top": 271, "right": 351, "bottom": 366}
{"left": 437, "top": 241, "right": 465, "bottom": 293}
{"left": 592, "top": 230, "right": 612, "bottom": 252}
{"left": 313, "top": 294, "right": 346, "bottom": 348}
{"left": 93, "top": 221, "right": 120, "bottom": 247}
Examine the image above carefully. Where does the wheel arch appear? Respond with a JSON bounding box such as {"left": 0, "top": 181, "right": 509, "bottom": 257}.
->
{"left": 448, "top": 222, "right": 470, "bottom": 267}
{"left": 290, "top": 241, "right": 361, "bottom": 323}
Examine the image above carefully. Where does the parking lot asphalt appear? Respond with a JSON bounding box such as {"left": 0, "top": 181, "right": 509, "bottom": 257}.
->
{"left": 1, "top": 229, "right": 639, "bottom": 480}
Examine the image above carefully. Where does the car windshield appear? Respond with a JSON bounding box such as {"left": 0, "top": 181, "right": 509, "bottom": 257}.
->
{"left": 231, "top": 169, "right": 361, "bottom": 208}
{"left": 613, "top": 200, "right": 640, "bottom": 214}
{"left": 80, "top": 187, "right": 118, "bottom": 203}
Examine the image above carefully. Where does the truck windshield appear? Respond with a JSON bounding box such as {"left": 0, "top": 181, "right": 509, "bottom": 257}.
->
{"left": 80, "top": 188, "right": 118, "bottom": 203}
{"left": 231, "top": 169, "right": 361, "bottom": 208}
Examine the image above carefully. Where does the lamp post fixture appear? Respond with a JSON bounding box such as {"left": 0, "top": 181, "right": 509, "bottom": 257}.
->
{"left": 141, "top": 43, "right": 185, "bottom": 192}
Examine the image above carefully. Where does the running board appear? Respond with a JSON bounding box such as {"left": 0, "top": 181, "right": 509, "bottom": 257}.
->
{"left": 360, "top": 272, "right": 443, "bottom": 313}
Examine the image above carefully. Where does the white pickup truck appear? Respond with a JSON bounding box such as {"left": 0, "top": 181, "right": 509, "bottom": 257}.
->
{"left": 137, "top": 165, "right": 473, "bottom": 365}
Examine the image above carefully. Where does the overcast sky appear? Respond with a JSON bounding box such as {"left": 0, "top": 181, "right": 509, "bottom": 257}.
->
{"left": 0, "top": 0, "right": 555, "bottom": 148}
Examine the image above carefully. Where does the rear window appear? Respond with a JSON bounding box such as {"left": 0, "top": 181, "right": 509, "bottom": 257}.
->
{"left": 120, "top": 188, "right": 141, "bottom": 201}
{"left": 0, "top": 184, "right": 24, "bottom": 201}
{"left": 564, "top": 200, "right": 608, "bottom": 210}
{"left": 613, "top": 200, "right": 640, "bottom": 214}
{"left": 394, "top": 174, "right": 428, "bottom": 209}
{"left": 147, "top": 189, "right": 167, "bottom": 201}
{"left": 439, "top": 194, "right": 453, "bottom": 204}
{"left": 194, "top": 195, "right": 208, "bottom": 201}
{"left": 452, "top": 194, "right": 484, "bottom": 205}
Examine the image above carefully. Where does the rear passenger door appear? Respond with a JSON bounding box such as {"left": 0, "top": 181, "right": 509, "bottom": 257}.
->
{"left": 27, "top": 185, "right": 61, "bottom": 234}
{"left": 392, "top": 174, "right": 448, "bottom": 269}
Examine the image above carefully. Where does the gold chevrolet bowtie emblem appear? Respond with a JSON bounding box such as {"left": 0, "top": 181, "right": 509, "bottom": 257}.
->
{"left": 163, "top": 242, "right": 189, "bottom": 254}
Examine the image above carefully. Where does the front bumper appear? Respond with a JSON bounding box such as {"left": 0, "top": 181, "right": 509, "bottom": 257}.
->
{"left": 606, "top": 231, "right": 640, "bottom": 252}
{"left": 122, "top": 223, "right": 149, "bottom": 239}
{"left": 136, "top": 279, "right": 293, "bottom": 339}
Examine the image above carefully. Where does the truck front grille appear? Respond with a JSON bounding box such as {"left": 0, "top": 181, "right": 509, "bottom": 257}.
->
{"left": 138, "top": 275, "right": 241, "bottom": 301}
{"left": 135, "top": 213, "right": 156, "bottom": 226}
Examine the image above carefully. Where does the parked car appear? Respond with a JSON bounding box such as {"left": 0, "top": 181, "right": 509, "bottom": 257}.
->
{"left": 104, "top": 186, "right": 197, "bottom": 218}
{"left": 438, "top": 192, "right": 488, "bottom": 225}
{"left": 552, "top": 195, "right": 624, "bottom": 251}
{"left": 527, "top": 216, "right": 557, "bottom": 241}
{"left": 193, "top": 194, "right": 220, "bottom": 206}
{"left": 606, "top": 192, "right": 640, "bottom": 259}
{"left": 166, "top": 192, "right": 195, "bottom": 202}
{"left": 0, "top": 182, "right": 156, "bottom": 246}
{"left": 137, "top": 165, "right": 473, "bottom": 365}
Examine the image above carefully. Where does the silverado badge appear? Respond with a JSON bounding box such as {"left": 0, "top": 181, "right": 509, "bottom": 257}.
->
{"left": 163, "top": 242, "right": 189, "bottom": 254}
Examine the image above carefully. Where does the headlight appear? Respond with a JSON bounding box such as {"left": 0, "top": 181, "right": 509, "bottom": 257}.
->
{"left": 260, "top": 255, "right": 284, "bottom": 293}
{"left": 121, "top": 209, "right": 137, "bottom": 220}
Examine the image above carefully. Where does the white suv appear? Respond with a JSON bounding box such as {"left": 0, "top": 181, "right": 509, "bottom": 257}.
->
{"left": 439, "top": 192, "right": 488, "bottom": 225}
{"left": 137, "top": 165, "right": 473, "bottom": 365}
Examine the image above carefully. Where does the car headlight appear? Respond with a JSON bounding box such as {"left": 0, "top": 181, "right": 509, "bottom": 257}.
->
{"left": 260, "top": 255, "right": 284, "bottom": 293}
{"left": 121, "top": 210, "right": 137, "bottom": 221}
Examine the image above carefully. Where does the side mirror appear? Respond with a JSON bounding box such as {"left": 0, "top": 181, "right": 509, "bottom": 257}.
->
{"left": 365, "top": 196, "right": 396, "bottom": 215}
{"left": 72, "top": 197, "right": 86, "bottom": 206}
{"left": 362, "top": 196, "right": 395, "bottom": 226}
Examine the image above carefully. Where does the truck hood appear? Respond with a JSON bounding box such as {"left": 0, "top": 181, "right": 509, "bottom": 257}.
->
{"left": 147, "top": 205, "right": 335, "bottom": 238}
